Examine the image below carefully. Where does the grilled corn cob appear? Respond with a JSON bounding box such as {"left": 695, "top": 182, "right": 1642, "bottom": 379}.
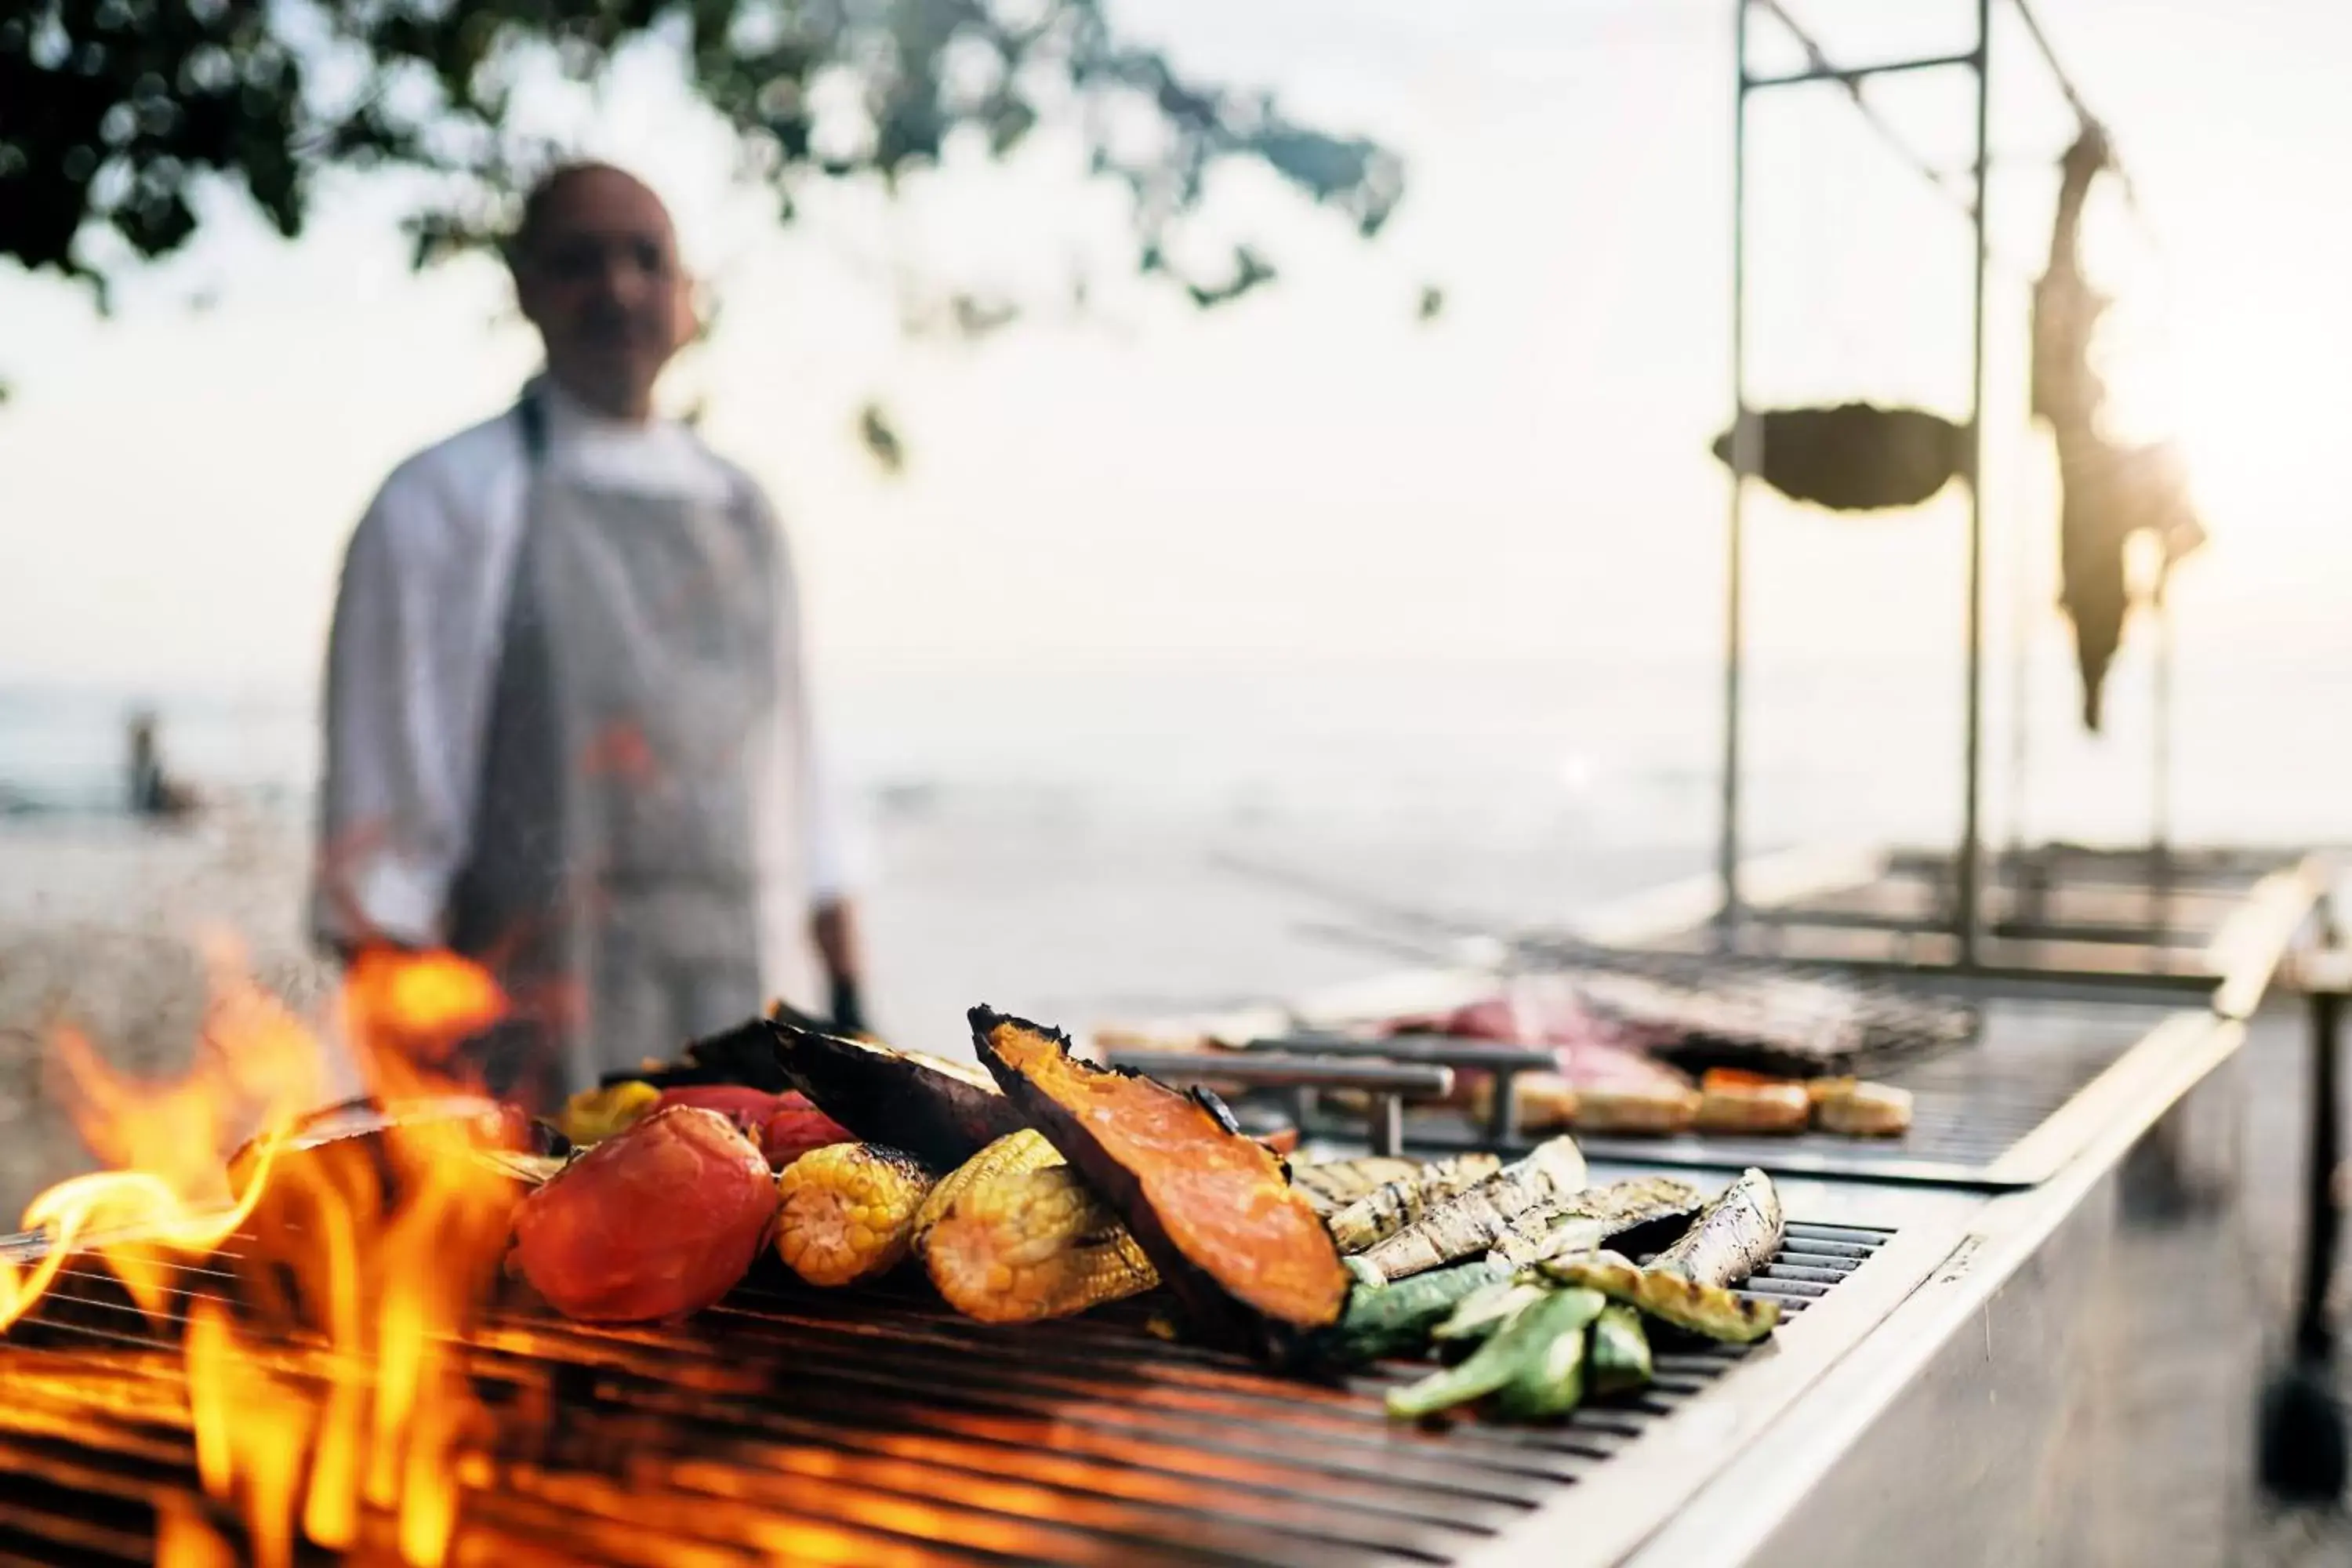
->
{"left": 922, "top": 1165, "right": 1158, "bottom": 1323}
{"left": 909, "top": 1130, "right": 1064, "bottom": 1244}
{"left": 775, "top": 1142, "right": 938, "bottom": 1286}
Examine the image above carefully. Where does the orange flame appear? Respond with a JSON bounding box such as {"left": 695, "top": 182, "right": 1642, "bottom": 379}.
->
{"left": 1, "top": 942, "right": 523, "bottom": 1566}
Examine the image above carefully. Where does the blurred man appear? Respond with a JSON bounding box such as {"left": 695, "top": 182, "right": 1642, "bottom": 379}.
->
{"left": 313, "top": 162, "right": 862, "bottom": 1108}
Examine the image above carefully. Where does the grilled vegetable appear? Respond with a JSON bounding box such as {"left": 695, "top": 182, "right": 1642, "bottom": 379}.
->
{"left": 910, "top": 1130, "right": 1063, "bottom": 1244}
{"left": 922, "top": 1164, "right": 1159, "bottom": 1323}
{"left": 769, "top": 1018, "right": 1029, "bottom": 1168}
{"left": 1356, "top": 1138, "right": 1590, "bottom": 1283}
{"left": 1498, "top": 1071, "right": 1579, "bottom": 1132}
{"left": 971, "top": 1007, "right": 1350, "bottom": 1346}
{"left": 1386, "top": 1286, "right": 1598, "bottom": 1420}
{"left": 1432, "top": 1278, "right": 1549, "bottom": 1345}
{"left": 1325, "top": 1152, "right": 1503, "bottom": 1254}
{"left": 758, "top": 1094, "right": 861, "bottom": 1169}
{"left": 554, "top": 1081, "right": 661, "bottom": 1145}
{"left": 1570, "top": 1083, "right": 1700, "bottom": 1134}
{"left": 1538, "top": 1251, "right": 1781, "bottom": 1344}
{"left": 513, "top": 1106, "right": 777, "bottom": 1323}
{"left": 605, "top": 1014, "right": 794, "bottom": 1093}
{"left": 1292, "top": 1156, "right": 1425, "bottom": 1214}
{"left": 1494, "top": 1288, "right": 1608, "bottom": 1420}
{"left": 1588, "top": 1303, "right": 1653, "bottom": 1396}
{"left": 1313, "top": 1258, "right": 1510, "bottom": 1363}
{"left": 1487, "top": 1175, "right": 1706, "bottom": 1269}
{"left": 1694, "top": 1074, "right": 1812, "bottom": 1134}
{"left": 1813, "top": 1080, "right": 1914, "bottom": 1136}
{"left": 775, "top": 1143, "right": 938, "bottom": 1287}
{"left": 1651, "top": 1167, "right": 1783, "bottom": 1289}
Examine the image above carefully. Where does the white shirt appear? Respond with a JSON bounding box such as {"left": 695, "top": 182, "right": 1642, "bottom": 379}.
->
{"left": 312, "top": 378, "right": 851, "bottom": 997}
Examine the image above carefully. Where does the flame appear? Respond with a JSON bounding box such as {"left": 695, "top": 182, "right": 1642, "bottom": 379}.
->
{"left": 1, "top": 942, "right": 523, "bottom": 1566}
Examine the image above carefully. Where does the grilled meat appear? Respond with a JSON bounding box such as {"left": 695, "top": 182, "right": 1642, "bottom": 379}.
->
{"left": 513, "top": 1106, "right": 777, "bottom": 1323}
{"left": 775, "top": 1142, "right": 938, "bottom": 1287}
{"left": 1355, "top": 1137, "right": 1588, "bottom": 1283}
{"left": 1538, "top": 1250, "right": 1781, "bottom": 1344}
{"left": 1570, "top": 1084, "right": 1700, "bottom": 1134}
{"left": 1650, "top": 1167, "right": 1784, "bottom": 1290}
{"left": 1814, "top": 1080, "right": 1914, "bottom": 1136}
{"left": 1324, "top": 1152, "right": 1504, "bottom": 1254}
{"left": 769, "top": 1018, "right": 1028, "bottom": 1168}
{"left": 922, "top": 1164, "right": 1159, "bottom": 1324}
{"left": 1292, "top": 1156, "right": 1425, "bottom": 1214}
{"left": 970, "top": 1007, "right": 1349, "bottom": 1346}
{"left": 1486, "top": 1176, "right": 1705, "bottom": 1269}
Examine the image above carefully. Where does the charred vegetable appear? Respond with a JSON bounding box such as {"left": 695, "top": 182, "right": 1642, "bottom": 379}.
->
{"left": 1432, "top": 1277, "right": 1549, "bottom": 1345}
{"left": 923, "top": 1163, "right": 1159, "bottom": 1323}
{"left": 1650, "top": 1167, "right": 1783, "bottom": 1289}
{"left": 775, "top": 1142, "right": 939, "bottom": 1287}
{"left": 971, "top": 1007, "right": 1350, "bottom": 1347}
{"left": 910, "top": 1130, "right": 1063, "bottom": 1244}
{"left": 1315, "top": 1258, "right": 1510, "bottom": 1363}
{"left": 1588, "top": 1304, "right": 1653, "bottom": 1396}
{"left": 1355, "top": 1138, "right": 1590, "bottom": 1283}
{"left": 770, "top": 1018, "right": 1029, "bottom": 1168}
{"left": 1325, "top": 1152, "right": 1503, "bottom": 1254}
{"left": 554, "top": 1081, "right": 661, "bottom": 1145}
{"left": 1292, "top": 1156, "right": 1425, "bottom": 1214}
{"left": 1538, "top": 1251, "right": 1781, "bottom": 1345}
{"left": 1487, "top": 1175, "right": 1707, "bottom": 1269}
{"left": 513, "top": 1106, "right": 777, "bottom": 1323}
{"left": 1494, "top": 1288, "right": 1608, "bottom": 1420}
{"left": 1386, "top": 1286, "right": 1600, "bottom": 1420}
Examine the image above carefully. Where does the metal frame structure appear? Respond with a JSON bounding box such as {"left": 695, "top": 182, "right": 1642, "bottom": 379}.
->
{"left": 1719, "top": 0, "right": 2138, "bottom": 968}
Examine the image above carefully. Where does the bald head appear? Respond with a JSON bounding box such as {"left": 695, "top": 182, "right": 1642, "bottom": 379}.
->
{"left": 509, "top": 162, "right": 691, "bottom": 423}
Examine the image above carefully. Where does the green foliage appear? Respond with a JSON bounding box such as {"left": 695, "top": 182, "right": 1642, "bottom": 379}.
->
{"left": 0, "top": 1, "right": 1405, "bottom": 316}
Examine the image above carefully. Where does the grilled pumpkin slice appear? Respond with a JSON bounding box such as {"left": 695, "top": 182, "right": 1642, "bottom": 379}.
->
{"left": 768, "top": 1018, "right": 1029, "bottom": 1168}
{"left": 970, "top": 1006, "right": 1350, "bottom": 1348}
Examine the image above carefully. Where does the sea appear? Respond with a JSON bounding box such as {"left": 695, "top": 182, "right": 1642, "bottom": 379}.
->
{"left": 3, "top": 652, "right": 2344, "bottom": 1053}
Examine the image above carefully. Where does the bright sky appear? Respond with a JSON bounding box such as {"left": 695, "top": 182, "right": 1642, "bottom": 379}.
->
{"left": 3, "top": 0, "right": 2348, "bottom": 702}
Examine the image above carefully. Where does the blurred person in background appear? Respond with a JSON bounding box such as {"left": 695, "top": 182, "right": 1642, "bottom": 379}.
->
{"left": 311, "top": 162, "right": 863, "bottom": 1109}
{"left": 125, "top": 709, "right": 199, "bottom": 821}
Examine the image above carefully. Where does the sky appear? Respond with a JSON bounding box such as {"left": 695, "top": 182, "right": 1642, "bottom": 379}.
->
{"left": 2, "top": 0, "right": 2349, "bottom": 710}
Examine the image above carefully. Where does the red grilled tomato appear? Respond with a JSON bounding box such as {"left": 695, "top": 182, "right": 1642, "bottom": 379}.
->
{"left": 513, "top": 1105, "right": 777, "bottom": 1323}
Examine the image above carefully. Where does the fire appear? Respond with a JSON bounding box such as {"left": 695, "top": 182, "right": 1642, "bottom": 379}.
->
{"left": 1, "top": 942, "right": 524, "bottom": 1567}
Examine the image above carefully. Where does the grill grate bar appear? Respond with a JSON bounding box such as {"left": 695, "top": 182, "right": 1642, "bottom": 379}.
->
{"left": 0, "top": 1218, "right": 1890, "bottom": 1566}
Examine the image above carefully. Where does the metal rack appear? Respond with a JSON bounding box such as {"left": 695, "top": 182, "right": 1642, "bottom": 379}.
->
{"left": 1718, "top": 0, "right": 2163, "bottom": 969}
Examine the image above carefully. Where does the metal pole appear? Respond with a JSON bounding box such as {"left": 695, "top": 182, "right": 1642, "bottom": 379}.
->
{"left": 1719, "top": 0, "right": 1751, "bottom": 945}
{"left": 1956, "top": 0, "right": 1991, "bottom": 967}
{"left": 2152, "top": 586, "right": 2176, "bottom": 938}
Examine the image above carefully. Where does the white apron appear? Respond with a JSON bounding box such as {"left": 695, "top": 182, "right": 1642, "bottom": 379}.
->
{"left": 447, "top": 394, "right": 779, "bottom": 1107}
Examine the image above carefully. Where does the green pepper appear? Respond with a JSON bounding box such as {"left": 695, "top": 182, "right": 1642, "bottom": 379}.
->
{"left": 1388, "top": 1286, "right": 1602, "bottom": 1420}
{"left": 1432, "top": 1279, "right": 1549, "bottom": 1345}
{"left": 1493, "top": 1288, "right": 1606, "bottom": 1419}
{"left": 1588, "top": 1303, "right": 1653, "bottom": 1396}
{"left": 1320, "top": 1258, "right": 1509, "bottom": 1363}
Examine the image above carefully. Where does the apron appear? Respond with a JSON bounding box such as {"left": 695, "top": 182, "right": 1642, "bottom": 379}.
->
{"left": 448, "top": 393, "right": 779, "bottom": 1109}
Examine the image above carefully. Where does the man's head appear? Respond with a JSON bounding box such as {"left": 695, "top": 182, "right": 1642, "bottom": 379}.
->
{"left": 507, "top": 163, "right": 691, "bottom": 423}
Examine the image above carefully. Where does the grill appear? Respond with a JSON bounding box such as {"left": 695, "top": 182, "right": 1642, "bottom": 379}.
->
{"left": 1280, "top": 996, "right": 2180, "bottom": 1189}
{"left": 0, "top": 1220, "right": 1889, "bottom": 1566}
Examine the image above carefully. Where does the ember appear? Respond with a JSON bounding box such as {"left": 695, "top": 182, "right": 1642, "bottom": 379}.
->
{"left": 1, "top": 942, "right": 521, "bottom": 1568}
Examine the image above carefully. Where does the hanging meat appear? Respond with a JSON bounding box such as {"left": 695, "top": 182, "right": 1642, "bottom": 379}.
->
{"left": 2035, "top": 125, "right": 2207, "bottom": 731}
{"left": 1710, "top": 403, "right": 1967, "bottom": 513}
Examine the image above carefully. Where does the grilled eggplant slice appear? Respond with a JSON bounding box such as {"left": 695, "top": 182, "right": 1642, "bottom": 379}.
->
{"left": 1325, "top": 1152, "right": 1504, "bottom": 1254}
{"left": 1355, "top": 1138, "right": 1589, "bottom": 1283}
{"left": 1538, "top": 1250, "right": 1780, "bottom": 1344}
{"left": 970, "top": 1007, "right": 1349, "bottom": 1347}
{"left": 1650, "top": 1167, "right": 1783, "bottom": 1289}
{"left": 1292, "top": 1156, "right": 1425, "bottom": 1214}
{"left": 769, "top": 1018, "right": 1029, "bottom": 1169}
{"left": 1486, "top": 1175, "right": 1707, "bottom": 1269}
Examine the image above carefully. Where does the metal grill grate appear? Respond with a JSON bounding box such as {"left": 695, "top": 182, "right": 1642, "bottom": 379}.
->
{"left": 1300, "top": 995, "right": 2179, "bottom": 1188}
{"left": 0, "top": 1221, "right": 1889, "bottom": 1566}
